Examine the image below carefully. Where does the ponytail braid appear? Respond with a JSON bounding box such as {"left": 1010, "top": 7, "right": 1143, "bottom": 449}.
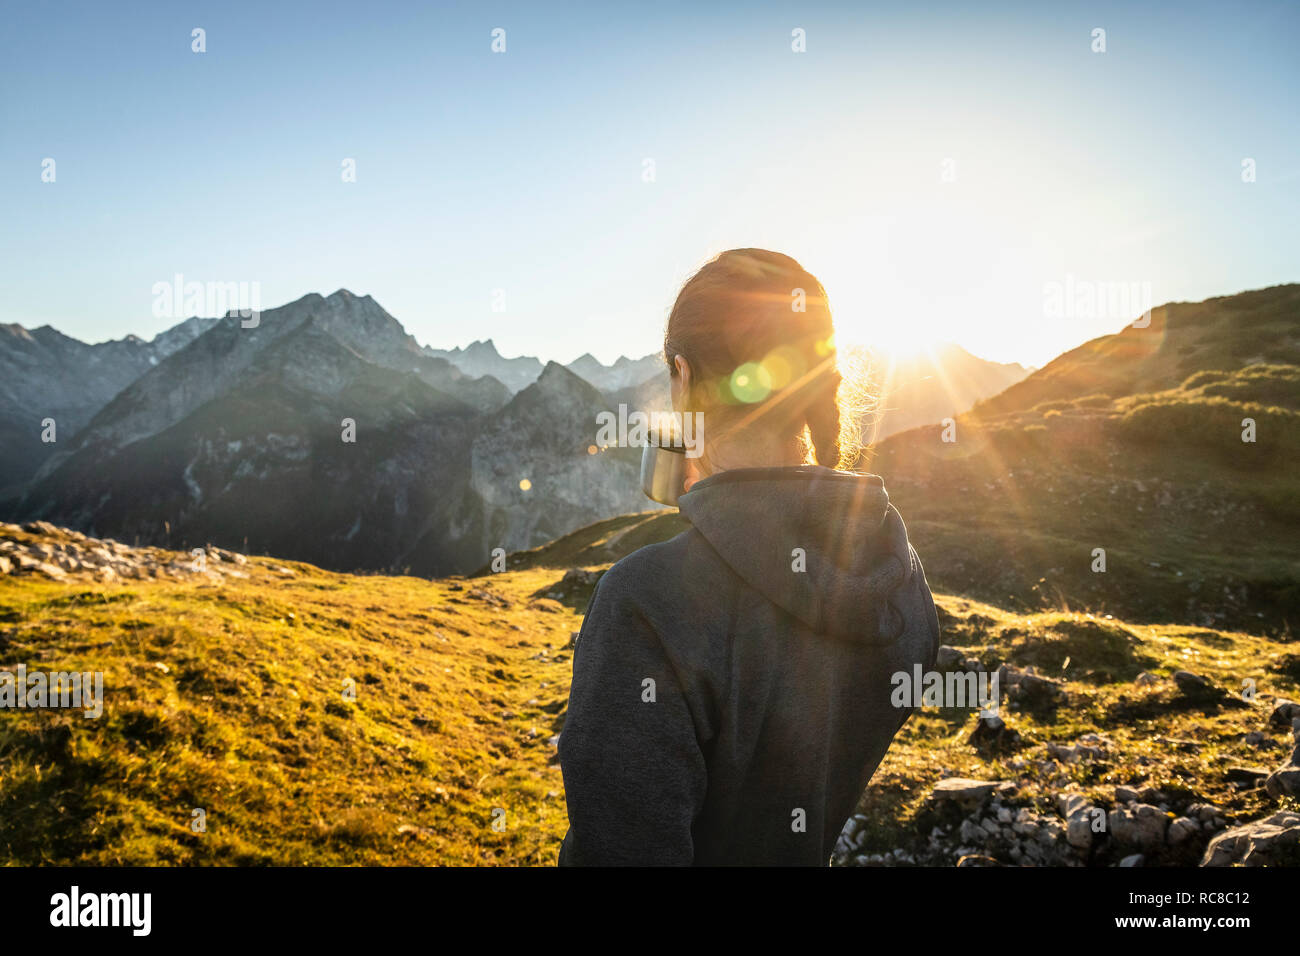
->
{"left": 805, "top": 371, "right": 843, "bottom": 469}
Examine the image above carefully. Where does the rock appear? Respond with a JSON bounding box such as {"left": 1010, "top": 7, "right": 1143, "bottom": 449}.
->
{"left": 932, "top": 778, "right": 1013, "bottom": 808}
{"left": 1201, "top": 811, "right": 1300, "bottom": 866}
{"left": 560, "top": 568, "right": 603, "bottom": 589}
{"left": 1186, "top": 803, "right": 1225, "bottom": 827}
{"left": 0, "top": 555, "right": 10, "bottom": 575}
{"left": 968, "top": 714, "right": 1021, "bottom": 753}
{"left": 1243, "top": 731, "right": 1268, "bottom": 746}
{"left": 1269, "top": 699, "right": 1300, "bottom": 728}
{"left": 1114, "top": 786, "right": 1140, "bottom": 804}
{"left": 396, "top": 823, "right": 433, "bottom": 839}
{"left": 1011, "top": 673, "right": 1065, "bottom": 710}
{"left": 32, "top": 561, "right": 67, "bottom": 579}
{"left": 1056, "top": 793, "right": 1088, "bottom": 819}
{"left": 1173, "top": 670, "right": 1222, "bottom": 701}
{"left": 1119, "top": 853, "right": 1145, "bottom": 867}
{"left": 1067, "top": 812, "right": 1095, "bottom": 850}
{"left": 955, "top": 854, "right": 1000, "bottom": 867}
{"left": 1108, "top": 803, "right": 1170, "bottom": 849}
{"left": 1225, "top": 766, "right": 1270, "bottom": 785}
{"left": 1167, "top": 817, "right": 1198, "bottom": 845}
{"left": 1134, "top": 671, "right": 1160, "bottom": 686}
{"left": 1264, "top": 762, "right": 1300, "bottom": 799}
{"left": 1048, "top": 742, "right": 1103, "bottom": 763}
{"left": 935, "top": 645, "right": 966, "bottom": 670}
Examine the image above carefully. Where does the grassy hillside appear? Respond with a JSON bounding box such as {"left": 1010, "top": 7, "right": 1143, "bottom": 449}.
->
{"left": 0, "top": 523, "right": 575, "bottom": 865}
{"left": 972, "top": 283, "right": 1300, "bottom": 418}
{"left": 2, "top": 520, "right": 1297, "bottom": 865}
{"left": 865, "top": 360, "right": 1299, "bottom": 634}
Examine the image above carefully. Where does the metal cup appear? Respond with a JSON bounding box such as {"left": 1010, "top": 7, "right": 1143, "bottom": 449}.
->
{"left": 640, "top": 442, "right": 687, "bottom": 506}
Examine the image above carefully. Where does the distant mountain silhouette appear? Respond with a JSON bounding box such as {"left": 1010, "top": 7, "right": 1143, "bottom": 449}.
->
{"left": 7, "top": 292, "right": 647, "bottom": 573}
{"left": 0, "top": 316, "right": 217, "bottom": 493}
{"left": 425, "top": 339, "right": 544, "bottom": 393}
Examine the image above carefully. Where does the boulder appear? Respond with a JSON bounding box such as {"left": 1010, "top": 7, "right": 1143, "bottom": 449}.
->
{"left": 1108, "top": 803, "right": 1170, "bottom": 849}
{"left": 560, "top": 568, "right": 603, "bottom": 589}
{"left": 1010, "top": 673, "right": 1065, "bottom": 710}
{"left": 932, "top": 778, "right": 1014, "bottom": 809}
{"left": 1167, "top": 817, "right": 1198, "bottom": 845}
{"left": 1201, "top": 811, "right": 1300, "bottom": 866}
{"left": 968, "top": 715, "right": 1021, "bottom": 753}
{"left": 1067, "top": 812, "right": 1096, "bottom": 850}
{"left": 1224, "top": 766, "right": 1270, "bottom": 785}
{"left": 1186, "top": 803, "right": 1226, "bottom": 830}
{"left": 1264, "top": 747, "right": 1300, "bottom": 799}
{"left": 1269, "top": 699, "right": 1300, "bottom": 728}
{"left": 935, "top": 645, "right": 966, "bottom": 670}
{"left": 1056, "top": 793, "right": 1089, "bottom": 819}
{"left": 1173, "top": 670, "right": 1222, "bottom": 701}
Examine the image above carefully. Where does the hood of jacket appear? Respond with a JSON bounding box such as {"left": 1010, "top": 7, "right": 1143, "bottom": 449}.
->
{"left": 677, "top": 465, "right": 922, "bottom": 645}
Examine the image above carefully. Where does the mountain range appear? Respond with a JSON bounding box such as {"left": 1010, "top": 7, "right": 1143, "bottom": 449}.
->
{"left": 0, "top": 316, "right": 218, "bottom": 494}
{"left": 0, "top": 289, "right": 1031, "bottom": 573}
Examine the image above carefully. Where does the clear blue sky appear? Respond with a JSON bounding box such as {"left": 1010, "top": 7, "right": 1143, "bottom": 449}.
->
{"left": 2, "top": 0, "right": 1297, "bottom": 366}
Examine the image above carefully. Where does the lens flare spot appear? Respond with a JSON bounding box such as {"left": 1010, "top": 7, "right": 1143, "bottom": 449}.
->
{"left": 519, "top": 478, "right": 532, "bottom": 491}
{"left": 587, "top": 445, "right": 598, "bottom": 455}
{"left": 762, "top": 345, "right": 805, "bottom": 390}
{"left": 729, "top": 362, "right": 772, "bottom": 403}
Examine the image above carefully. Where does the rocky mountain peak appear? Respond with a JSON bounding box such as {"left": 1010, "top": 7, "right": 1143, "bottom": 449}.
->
{"left": 533, "top": 360, "right": 603, "bottom": 402}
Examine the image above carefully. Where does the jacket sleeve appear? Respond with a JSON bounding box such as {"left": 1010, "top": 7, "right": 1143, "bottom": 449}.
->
{"left": 556, "top": 570, "right": 708, "bottom": 866}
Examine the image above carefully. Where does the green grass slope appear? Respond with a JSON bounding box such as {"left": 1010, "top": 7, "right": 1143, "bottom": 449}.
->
{"left": 2, "top": 520, "right": 1297, "bottom": 865}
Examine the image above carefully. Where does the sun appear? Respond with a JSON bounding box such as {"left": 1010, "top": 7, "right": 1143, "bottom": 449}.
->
{"left": 799, "top": 250, "right": 945, "bottom": 361}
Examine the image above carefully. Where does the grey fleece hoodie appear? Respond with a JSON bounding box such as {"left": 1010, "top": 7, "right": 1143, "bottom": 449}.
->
{"left": 557, "top": 466, "right": 940, "bottom": 866}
